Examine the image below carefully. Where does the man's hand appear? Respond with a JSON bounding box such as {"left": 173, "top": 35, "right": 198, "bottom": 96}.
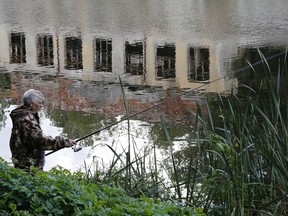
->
{"left": 66, "top": 139, "right": 77, "bottom": 147}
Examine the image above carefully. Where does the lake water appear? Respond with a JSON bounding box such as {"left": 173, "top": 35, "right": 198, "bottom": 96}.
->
{"left": 0, "top": 0, "right": 288, "bottom": 172}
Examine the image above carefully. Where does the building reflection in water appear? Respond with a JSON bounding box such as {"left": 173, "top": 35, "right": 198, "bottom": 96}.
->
{"left": 4, "top": 30, "right": 286, "bottom": 122}
{"left": 5, "top": 31, "right": 216, "bottom": 91}
{"left": 4, "top": 31, "right": 286, "bottom": 89}
{"left": 0, "top": 0, "right": 287, "bottom": 95}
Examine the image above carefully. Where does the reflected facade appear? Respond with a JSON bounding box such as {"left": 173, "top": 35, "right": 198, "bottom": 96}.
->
{"left": 2, "top": 30, "right": 229, "bottom": 93}
{"left": 0, "top": 0, "right": 287, "bottom": 100}
{"left": 1, "top": 0, "right": 287, "bottom": 94}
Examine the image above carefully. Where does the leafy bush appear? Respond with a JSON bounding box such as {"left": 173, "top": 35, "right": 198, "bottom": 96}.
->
{"left": 0, "top": 159, "right": 201, "bottom": 216}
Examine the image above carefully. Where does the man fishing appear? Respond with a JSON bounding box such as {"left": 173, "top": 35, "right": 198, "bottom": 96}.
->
{"left": 9, "top": 89, "right": 76, "bottom": 170}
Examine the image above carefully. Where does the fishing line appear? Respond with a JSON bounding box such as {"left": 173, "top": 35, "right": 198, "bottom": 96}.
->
{"left": 45, "top": 50, "right": 287, "bottom": 156}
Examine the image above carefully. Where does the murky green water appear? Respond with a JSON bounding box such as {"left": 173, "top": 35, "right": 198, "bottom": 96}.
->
{"left": 0, "top": 0, "right": 287, "bottom": 171}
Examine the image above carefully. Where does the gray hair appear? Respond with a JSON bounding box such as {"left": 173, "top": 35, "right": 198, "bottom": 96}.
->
{"left": 23, "top": 89, "right": 45, "bottom": 106}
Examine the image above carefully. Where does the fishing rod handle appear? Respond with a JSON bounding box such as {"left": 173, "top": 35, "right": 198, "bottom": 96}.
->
{"left": 45, "top": 138, "right": 80, "bottom": 156}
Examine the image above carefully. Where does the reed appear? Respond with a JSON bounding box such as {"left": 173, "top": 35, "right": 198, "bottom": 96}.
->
{"left": 187, "top": 49, "right": 288, "bottom": 215}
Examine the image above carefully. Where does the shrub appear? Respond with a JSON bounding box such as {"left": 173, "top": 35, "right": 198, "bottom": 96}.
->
{"left": 0, "top": 159, "right": 200, "bottom": 216}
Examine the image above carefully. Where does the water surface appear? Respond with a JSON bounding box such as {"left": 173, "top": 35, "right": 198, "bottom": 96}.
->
{"left": 0, "top": 0, "right": 288, "bottom": 171}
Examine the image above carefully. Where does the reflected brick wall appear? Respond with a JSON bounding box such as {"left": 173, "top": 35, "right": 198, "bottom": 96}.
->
{"left": 8, "top": 72, "right": 206, "bottom": 124}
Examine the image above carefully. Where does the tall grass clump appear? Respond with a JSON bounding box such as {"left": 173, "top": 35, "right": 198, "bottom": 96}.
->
{"left": 185, "top": 50, "right": 288, "bottom": 215}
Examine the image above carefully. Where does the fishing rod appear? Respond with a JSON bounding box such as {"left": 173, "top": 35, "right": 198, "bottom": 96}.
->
{"left": 45, "top": 50, "right": 287, "bottom": 156}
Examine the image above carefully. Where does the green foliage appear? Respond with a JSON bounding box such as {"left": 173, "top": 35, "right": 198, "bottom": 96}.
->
{"left": 0, "top": 159, "right": 197, "bottom": 216}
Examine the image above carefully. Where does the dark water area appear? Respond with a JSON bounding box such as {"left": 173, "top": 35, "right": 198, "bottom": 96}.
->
{"left": 0, "top": 0, "right": 288, "bottom": 171}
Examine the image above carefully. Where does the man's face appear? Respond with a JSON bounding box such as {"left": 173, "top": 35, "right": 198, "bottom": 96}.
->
{"left": 30, "top": 99, "right": 44, "bottom": 112}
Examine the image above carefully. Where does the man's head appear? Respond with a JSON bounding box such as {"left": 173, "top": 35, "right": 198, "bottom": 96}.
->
{"left": 23, "top": 89, "right": 45, "bottom": 111}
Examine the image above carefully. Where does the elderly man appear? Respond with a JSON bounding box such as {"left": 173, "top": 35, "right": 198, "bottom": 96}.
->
{"left": 9, "top": 89, "right": 76, "bottom": 170}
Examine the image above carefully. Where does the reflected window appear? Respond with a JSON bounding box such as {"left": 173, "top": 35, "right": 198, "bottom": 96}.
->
{"left": 156, "top": 44, "right": 175, "bottom": 79}
{"left": 125, "top": 41, "right": 144, "bottom": 75}
{"left": 10, "top": 32, "right": 26, "bottom": 64}
{"left": 37, "top": 34, "right": 54, "bottom": 67}
{"left": 65, "top": 37, "right": 83, "bottom": 70}
{"left": 94, "top": 38, "right": 112, "bottom": 72}
{"left": 189, "top": 47, "right": 210, "bottom": 81}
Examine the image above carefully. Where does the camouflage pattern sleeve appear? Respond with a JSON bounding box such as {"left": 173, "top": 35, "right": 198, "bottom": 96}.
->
{"left": 21, "top": 112, "right": 71, "bottom": 150}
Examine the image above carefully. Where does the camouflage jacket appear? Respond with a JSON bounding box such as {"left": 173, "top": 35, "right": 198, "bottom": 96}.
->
{"left": 9, "top": 104, "right": 71, "bottom": 170}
